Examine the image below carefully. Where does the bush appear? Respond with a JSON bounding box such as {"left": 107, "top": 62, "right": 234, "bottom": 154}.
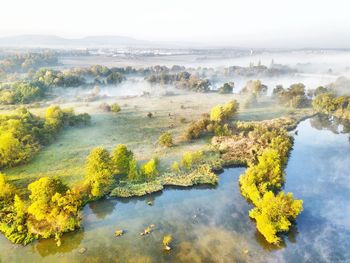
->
{"left": 141, "top": 158, "right": 159, "bottom": 180}
{"left": 171, "top": 161, "right": 180, "bottom": 173}
{"left": 98, "top": 103, "right": 111, "bottom": 112}
{"left": 210, "top": 100, "right": 239, "bottom": 123}
{"left": 183, "top": 115, "right": 210, "bottom": 140}
{"left": 0, "top": 173, "right": 15, "bottom": 200}
{"left": 181, "top": 151, "right": 203, "bottom": 170}
{"left": 111, "top": 103, "right": 121, "bottom": 113}
{"left": 158, "top": 132, "right": 173, "bottom": 147}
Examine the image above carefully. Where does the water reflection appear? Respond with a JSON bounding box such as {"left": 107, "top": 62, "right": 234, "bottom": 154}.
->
{"left": 33, "top": 230, "right": 84, "bottom": 257}
{"left": 0, "top": 117, "right": 349, "bottom": 262}
{"left": 310, "top": 114, "right": 350, "bottom": 135}
{"left": 88, "top": 199, "right": 117, "bottom": 219}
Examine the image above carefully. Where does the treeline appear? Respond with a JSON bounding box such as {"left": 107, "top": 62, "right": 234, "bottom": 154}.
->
{"left": 0, "top": 65, "right": 128, "bottom": 105}
{"left": 146, "top": 71, "right": 211, "bottom": 92}
{"left": 0, "top": 106, "right": 90, "bottom": 168}
{"left": 0, "top": 52, "right": 58, "bottom": 75}
{"left": 313, "top": 92, "right": 350, "bottom": 120}
{"left": 0, "top": 82, "right": 44, "bottom": 104}
{"left": 238, "top": 125, "right": 303, "bottom": 244}
{"left": 224, "top": 62, "right": 296, "bottom": 77}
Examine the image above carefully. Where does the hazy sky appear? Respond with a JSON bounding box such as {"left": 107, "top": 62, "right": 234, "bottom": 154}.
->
{"left": 1, "top": 0, "right": 350, "bottom": 47}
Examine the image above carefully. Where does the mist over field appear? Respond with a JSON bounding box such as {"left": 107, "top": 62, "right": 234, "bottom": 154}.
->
{"left": 0, "top": 1, "right": 349, "bottom": 262}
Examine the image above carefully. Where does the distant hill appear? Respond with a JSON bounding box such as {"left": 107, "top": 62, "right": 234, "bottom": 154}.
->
{"left": 0, "top": 35, "right": 151, "bottom": 48}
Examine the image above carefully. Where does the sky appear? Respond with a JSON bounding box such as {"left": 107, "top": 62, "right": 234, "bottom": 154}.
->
{"left": 1, "top": 0, "right": 350, "bottom": 48}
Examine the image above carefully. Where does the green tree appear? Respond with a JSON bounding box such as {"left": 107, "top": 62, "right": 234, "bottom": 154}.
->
{"left": 45, "top": 105, "right": 64, "bottom": 132}
{"left": 85, "top": 147, "right": 114, "bottom": 197}
{"left": 111, "top": 144, "right": 134, "bottom": 175}
{"left": 127, "top": 158, "right": 140, "bottom": 181}
{"left": 218, "top": 82, "right": 234, "bottom": 94}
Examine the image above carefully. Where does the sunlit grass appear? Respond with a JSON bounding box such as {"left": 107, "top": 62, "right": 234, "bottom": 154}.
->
{"left": 2, "top": 93, "right": 312, "bottom": 191}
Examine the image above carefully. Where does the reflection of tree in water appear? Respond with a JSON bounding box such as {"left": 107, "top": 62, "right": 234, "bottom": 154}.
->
{"left": 89, "top": 199, "right": 117, "bottom": 219}
{"left": 254, "top": 223, "right": 299, "bottom": 251}
{"left": 34, "top": 229, "right": 84, "bottom": 257}
{"left": 310, "top": 114, "right": 350, "bottom": 136}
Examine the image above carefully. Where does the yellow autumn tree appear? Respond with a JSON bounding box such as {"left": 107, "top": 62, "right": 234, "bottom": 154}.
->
{"left": 249, "top": 191, "right": 303, "bottom": 244}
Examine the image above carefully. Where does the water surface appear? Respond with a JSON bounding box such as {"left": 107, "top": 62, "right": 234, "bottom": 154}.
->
{"left": 0, "top": 117, "right": 349, "bottom": 263}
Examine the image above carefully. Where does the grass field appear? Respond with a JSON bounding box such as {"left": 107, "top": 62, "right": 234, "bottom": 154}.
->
{"left": 1, "top": 91, "right": 312, "bottom": 191}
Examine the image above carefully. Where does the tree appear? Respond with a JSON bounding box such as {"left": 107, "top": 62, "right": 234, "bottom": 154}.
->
{"left": 240, "top": 148, "right": 284, "bottom": 206}
{"left": 249, "top": 191, "right": 303, "bottom": 244}
{"left": 127, "top": 158, "right": 140, "bottom": 181}
{"left": 0, "top": 132, "right": 29, "bottom": 167}
{"left": 106, "top": 72, "right": 124, "bottom": 84}
{"left": 241, "top": 80, "right": 267, "bottom": 96}
{"left": 27, "top": 177, "right": 67, "bottom": 221}
{"left": 218, "top": 82, "right": 234, "bottom": 94}
{"left": 45, "top": 105, "right": 64, "bottom": 132}
{"left": 85, "top": 147, "right": 114, "bottom": 197}
{"left": 111, "top": 144, "right": 134, "bottom": 175}
{"left": 158, "top": 132, "right": 173, "bottom": 147}
{"left": 27, "top": 177, "right": 81, "bottom": 243}
{"left": 210, "top": 100, "right": 239, "bottom": 123}
{"left": 0, "top": 173, "right": 15, "bottom": 200}
{"left": 141, "top": 158, "right": 159, "bottom": 180}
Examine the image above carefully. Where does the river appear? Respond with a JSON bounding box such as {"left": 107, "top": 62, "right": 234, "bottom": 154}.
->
{"left": 0, "top": 116, "right": 349, "bottom": 263}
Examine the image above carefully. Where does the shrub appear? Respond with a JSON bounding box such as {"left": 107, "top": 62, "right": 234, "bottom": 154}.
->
{"left": 171, "top": 161, "right": 180, "bottom": 173}
{"left": 0, "top": 173, "right": 15, "bottom": 200}
{"left": 183, "top": 116, "right": 210, "bottom": 140}
{"left": 158, "top": 132, "right": 173, "bottom": 147}
{"left": 111, "top": 103, "right": 121, "bottom": 113}
{"left": 98, "top": 103, "right": 111, "bottom": 112}
{"left": 210, "top": 100, "right": 239, "bottom": 123}
{"left": 141, "top": 158, "right": 159, "bottom": 180}
{"left": 181, "top": 151, "right": 203, "bottom": 170}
